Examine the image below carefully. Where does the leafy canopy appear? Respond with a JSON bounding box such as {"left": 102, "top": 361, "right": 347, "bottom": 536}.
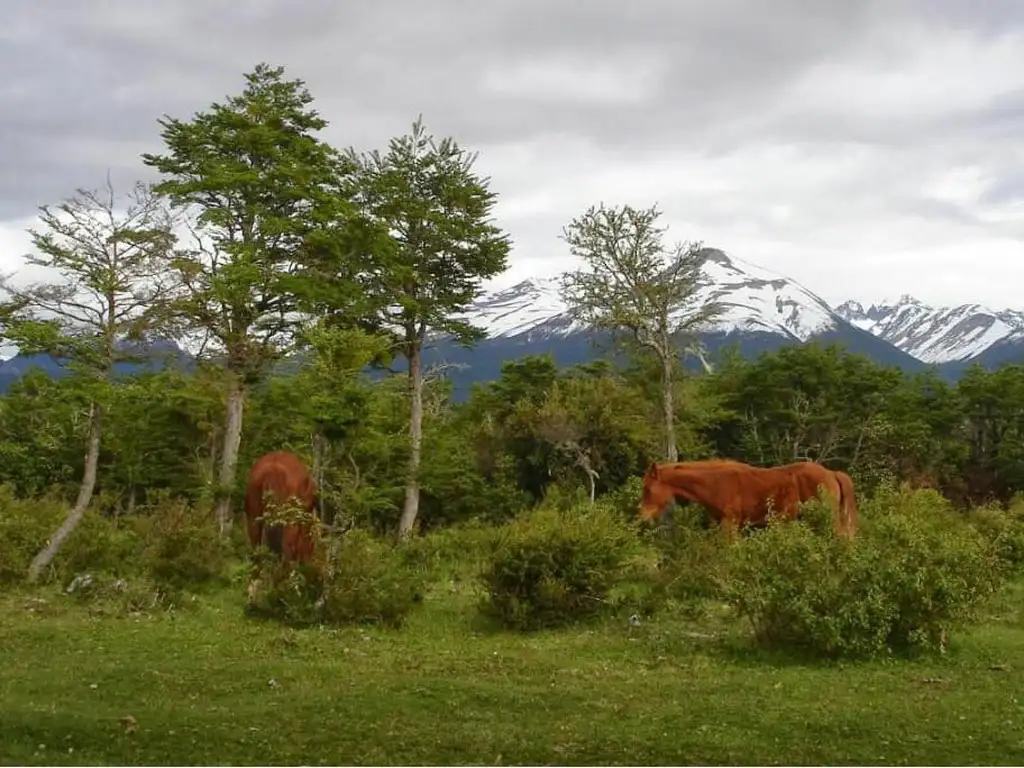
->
{"left": 560, "top": 203, "right": 723, "bottom": 358}
{"left": 344, "top": 116, "right": 511, "bottom": 352}
{"left": 141, "top": 63, "right": 363, "bottom": 378}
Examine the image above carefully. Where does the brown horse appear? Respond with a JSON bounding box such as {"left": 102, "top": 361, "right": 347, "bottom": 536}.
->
{"left": 244, "top": 451, "right": 320, "bottom": 600}
{"left": 638, "top": 458, "right": 857, "bottom": 539}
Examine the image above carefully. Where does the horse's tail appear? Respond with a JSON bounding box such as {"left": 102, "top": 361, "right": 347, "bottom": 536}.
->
{"left": 833, "top": 470, "right": 858, "bottom": 537}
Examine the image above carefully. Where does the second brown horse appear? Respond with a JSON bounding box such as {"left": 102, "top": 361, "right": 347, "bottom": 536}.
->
{"left": 638, "top": 458, "right": 857, "bottom": 539}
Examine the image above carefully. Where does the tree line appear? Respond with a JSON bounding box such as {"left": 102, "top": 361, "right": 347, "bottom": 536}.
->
{"left": 0, "top": 63, "right": 1021, "bottom": 580}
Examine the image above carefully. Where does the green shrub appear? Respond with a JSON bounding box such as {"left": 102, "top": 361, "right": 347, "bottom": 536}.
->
{"left": 56, "top": 513, "right": 144, "bottom": 582}
{"left": 399, "top": 519, "right": 497, "bottom": 584}
{"left": 248, "top": 557, "right": 325, "bottom": 627}
{"left": 598, "top": 476, "right": 645, "bottom": 521}
{"left": 721, "top": 489, "right": 1005, "bottom": 658}
{"left": 248, "top": 528, "right": 426, "bottom": 629}
{"left": 0, "top": 487, "right": 141, "bottom": 587}
{"left": 478, "top": 503, "right": 648, "bottom": 631}
{"left": 320, "top": 529, "right": 426, "bottom": 627}
{"left": 642, "top": 516, "right": 729, "bottom": 617}
{"left": 0, "top": 486, "right": 68, "bottom": 585}
{"left": 965, "top": 501, "right": 1024, "bottom": 575}
{"left": 134, "top": 498, "right": 231, "bottom": 592}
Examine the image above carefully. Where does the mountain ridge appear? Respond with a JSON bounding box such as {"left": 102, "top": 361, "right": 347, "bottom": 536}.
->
{"left": 457, "top": 249, "right": 1024, "bottom": 371}
{"left": 2, "top": 248, "right": 1023, "bottom": 396}
{"left": 834, "top": 296, "right": 1024, "bottom": 364}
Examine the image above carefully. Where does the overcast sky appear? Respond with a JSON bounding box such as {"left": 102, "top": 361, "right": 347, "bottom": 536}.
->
{"left": 2, "top": 0, "right": 1023, "bottom": 309}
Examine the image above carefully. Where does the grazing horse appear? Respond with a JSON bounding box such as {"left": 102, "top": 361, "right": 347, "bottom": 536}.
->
{"left": 638, "top": 458, "right": 857, "bottom": 539}
{"left": 244, "top": 451, "right": 320, "bottom": 600}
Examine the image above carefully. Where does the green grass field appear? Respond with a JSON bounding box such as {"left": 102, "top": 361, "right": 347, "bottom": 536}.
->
{"left": 3, "top": 573, "right": 1024, "bottom": 766}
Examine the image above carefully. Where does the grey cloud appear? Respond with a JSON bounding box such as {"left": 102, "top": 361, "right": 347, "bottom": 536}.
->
{"left": 2, "top": 0, "right": 1024, "bottom": 251}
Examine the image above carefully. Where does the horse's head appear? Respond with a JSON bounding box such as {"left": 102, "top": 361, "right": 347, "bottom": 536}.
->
{"left": 638, "top": 461, "right": 674, "bottom": 522}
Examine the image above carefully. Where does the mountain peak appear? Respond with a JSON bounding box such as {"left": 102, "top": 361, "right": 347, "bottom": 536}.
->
{"left": 463, "top": 249, "right": 840, "bottom": 343}
{"left": 834, "top": 294, "right": 1024, "bottom": 364}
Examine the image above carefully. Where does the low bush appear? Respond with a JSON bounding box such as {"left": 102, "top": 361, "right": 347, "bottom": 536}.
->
{"left": 598, "top": 475, "right": 645, "bottom": 521}
{"left": 132, "top": 497, "right": 232, "bottom": 592}
{"left": 965, "top": 500, "right": 1024, "bottom": 575}
{"left": 478, "top": 503, "right": 649, "bottom": 631}
{"left": 641, "top": 514, "right": 730, "bottom": 618}
{"left": 248, "top": 528, "right": 427, "bottom": 629}
{"left": 0, "top": 486, "right": 71, "bottom": 585}
{"left": 320, "top": 529, "right": 426, "bottom": 626}
{"left": 0, "top": 485, "right": 146, "bottom": 587}
{"left": 720, "top": 490, "right": 1005, "bottom": 658}
{"left": 58, "top": 513, "right": 143, "bottom": 581}
{"left": 399, "top": 519, "right": 497, "bottom": 584}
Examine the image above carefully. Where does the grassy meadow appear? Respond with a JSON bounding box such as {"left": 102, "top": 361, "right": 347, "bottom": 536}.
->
{"left": 4, "top": 487, "right": 1024, "bottom": 766}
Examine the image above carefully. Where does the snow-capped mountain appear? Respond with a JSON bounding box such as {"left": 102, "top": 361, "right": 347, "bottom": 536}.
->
{"left": 834, "top": 296, "right": 1024, "bottom": 365}
{"left": 462, "top": 249, "right": 843, "bottom": 342}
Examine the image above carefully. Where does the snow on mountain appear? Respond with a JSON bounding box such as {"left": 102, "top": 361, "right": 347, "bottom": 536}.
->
{"left": 834, "top": 296, "right": 1024, "bottom": 364}
{"left": 461, "top": 248, "right": 841, "bottom": 342}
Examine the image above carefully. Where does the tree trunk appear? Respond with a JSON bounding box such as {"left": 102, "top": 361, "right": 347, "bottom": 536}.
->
{"left": 213, "top": 373, "right": 246, "bottom": 536}
{"left": 660, "top": 351, "right": 678, "bottom": 462}
{"left": 26, "top": 402, "right": 104, "bottom": 584}
{"left": 398, "top": 344, "right": 424, "bottom": 539}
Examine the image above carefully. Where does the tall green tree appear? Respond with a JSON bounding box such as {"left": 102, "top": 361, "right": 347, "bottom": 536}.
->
{"left": 141, "top": 63, "right": 364, "bottom": 532}
{"left": 559, "top": 203, "right": 722, "bottom": 462}
{"left": 345, "top": 117, "right": 510, "bottom": 538}
{"left": 0, "top": 179, "right": 177, "bottom": 581}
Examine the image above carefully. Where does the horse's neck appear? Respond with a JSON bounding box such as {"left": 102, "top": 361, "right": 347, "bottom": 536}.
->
{"left": 664, "top": 470, "right": 714, "bottom": 505}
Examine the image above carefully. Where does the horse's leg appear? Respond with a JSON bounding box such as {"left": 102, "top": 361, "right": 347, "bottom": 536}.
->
{"left": 720, "top": 513, "right": 740, "bottom": 543}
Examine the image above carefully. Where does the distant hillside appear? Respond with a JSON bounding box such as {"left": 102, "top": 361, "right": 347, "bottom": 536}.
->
{"left": 0, "top": 340, "right": 191, "bottom": 393}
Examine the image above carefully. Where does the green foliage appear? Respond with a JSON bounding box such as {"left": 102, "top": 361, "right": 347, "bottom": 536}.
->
{"left": 135, "top": 497, "right": 232, "bottom": 592}
{"left": 56, "top": 512, "right": 143, "bottom": 581}
{"left": 642, "top": 504, "right": 729, "bottom": 617}
{"left": 478, "top": 503, "right": 646, "bottom": 631}
{"left": 344, "top": 116, "right": 511, "bottom": 348}
{"left": 711, "top": 343, "right": 902, "bottom": 469}
{"left": 0, "top": 486, "right": 68, "bottom": 584}
{"left": 399, "top": 519, "right": 498, "bottom": 583}
{"left": 142, "top": 63, "right": 364, "bottom": 381}
{"left": 249, "top": 530, "right": 426, "bottom": 629}
{"left": 0, "top": 482, "right": 230, "bottom": 595}
{"left": 721, "top": 490, "right": 1005, "bottom": 658}
{"left": 320, "top": 530, "right": 426, "bottom": 627}
{"left": 0, "top": 180, "right": 177, "bottom": 379}
{"left": 559, "top": 204, "right": 723, "bottom": 353}
{"left": 965, "top": 500, "right": 1024, "bottom": 575}
{"left": 0, "top": 371, "right": 84, "bottom": 496}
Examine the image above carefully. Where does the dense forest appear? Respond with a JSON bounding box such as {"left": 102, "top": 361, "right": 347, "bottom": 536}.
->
{"left": 2, "top": 341, "right": 1023, "bottom": 534}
